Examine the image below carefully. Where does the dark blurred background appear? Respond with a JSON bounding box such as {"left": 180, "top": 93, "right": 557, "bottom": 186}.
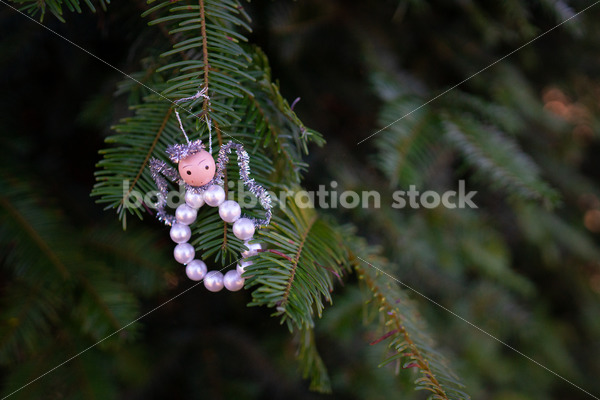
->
{"left": 1, "top": 1, "right": 600, "bottom": 399}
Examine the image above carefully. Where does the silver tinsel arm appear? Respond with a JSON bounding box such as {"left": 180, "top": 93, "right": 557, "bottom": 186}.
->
{"left": 148, "top": 158, "right": 179, "bottom": 226}
{"left": 214, "top": 141, "right": 273, "bottom": 228}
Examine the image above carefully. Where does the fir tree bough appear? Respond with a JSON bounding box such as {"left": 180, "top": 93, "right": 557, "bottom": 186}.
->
{"left": 90, "top": 0, "right": 469, "bottom": 397}
{"left": 3, "top": 0, "right": 600, "bottom": 399}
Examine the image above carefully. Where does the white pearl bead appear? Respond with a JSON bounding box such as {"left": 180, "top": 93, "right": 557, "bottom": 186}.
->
{"left": 169, "top": 223, "right": 191, "bottom": 243}
{"left": 218, "top": 200, "right": 241, "bottom": 223}
{"left": 237, "top": 259, "right": 253, "bottom": 275}
{"left": 223, "top": 270, "right": 245, "bottom": 291}
{"left": 175, "top": 204, "right": 197, "bottom": 225}
{"left": 185, "top": 191, "right": 205, "bottom": 209}
{"left": 232, "top": 218, "right": 255, "bottom": 240}
{"left": 185, "top": 259, "right": 207, "bottom": 281}
{"left": 174, "top": 243, "right": 195, "bottom": 264}
{"left": 203, "top": 185, "right": 225, "bottom": 207}
{"left": 204, "top": 271, "right": 224, "bottom": 292}
{"left": 241, "top": 241, "right": 261, "bottom": 258}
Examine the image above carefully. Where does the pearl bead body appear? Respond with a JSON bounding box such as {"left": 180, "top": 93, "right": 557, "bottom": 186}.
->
{"left": 204, "top": 271, "right": 224, "bottom": 292}
{"left": 218, "top": 200, "right": 241, "bottom": 223}
{"left": 185, "top": 259, "right": 207, "bottom": 281}
{"left": 241, "top": 241, "right": 261, "bottom": 258}
{"left": 175, "top": 204, "right": 197, "bottom": 225}
{"left": 170, "top": 223, "right": 192, "bottom": 243}
{"left": 185, "top": 191, "right": 205, "bottom": 209}
{"left": 174, "top": 243, "right": 195, "bottom": 264}
{"left": 233, "top": 218, "right": 255, "bottom": 240}
{"left": 224, "top": 270, "right": 245, "bottom": 291}
{"left": 203, "top": 185, "right": 226, "bottom": 207}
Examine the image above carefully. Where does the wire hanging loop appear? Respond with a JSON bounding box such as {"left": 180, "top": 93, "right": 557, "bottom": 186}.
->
{"left": 173, "top": 87, "right": 213, "bottom": 153}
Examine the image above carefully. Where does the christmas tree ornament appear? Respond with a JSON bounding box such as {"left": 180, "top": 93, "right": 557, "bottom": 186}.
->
{"left": 148, "top": 88, "right": 272, "bottom": 292}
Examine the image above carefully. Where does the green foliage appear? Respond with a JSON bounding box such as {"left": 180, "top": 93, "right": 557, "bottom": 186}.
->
{"left": 3, "top": 0, "right": 600, "bottom": 399}
{"left": 246, "top": 195, "right": 346, "bottom": 331}
{"left": 9, "top": 0, "right": 109, "bottom": 22}
{"left": 143, "top": 0, "right": 253, "bottom": 125}
{"left": 296, "top": 327, "right": 332, "bottom": 393}
{"left": 443, "top": 116, "right": 559, "bottom": 206}
{"left": 349, "top": 237, "right": 470, "bottom": 400}
{"left": 0, "top": 173, "right": 169, "bottom": 398}
{"left": 90, "top": 0, "right": 470, "bottom": 395}
{"left": 372, "top": 69, "right": 560, "bottom": 207}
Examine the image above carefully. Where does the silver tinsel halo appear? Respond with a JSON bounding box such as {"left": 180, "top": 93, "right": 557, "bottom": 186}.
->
{"left": 165, "top": 139, "right": 205, "bottom": 163}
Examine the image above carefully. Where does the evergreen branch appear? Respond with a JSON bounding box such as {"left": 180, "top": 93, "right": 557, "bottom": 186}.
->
{"left": 353, "top": 252, "right": 470, "bottom": 400}
{"left": 441, "top": 91, "right": 524, "bottom": 135}
{"left": 135, "top": 0, "right": 186, "bottom": 57}
{"left": 246, "top": 196, "right": 346, "bottom": 330}
{"left": 249, "top": 95, "right": 298, "bottom": 176}
{"left": 82, "top": 227, "right": 169, "bottom": 296}
{"left": 9, "top": 0, "right": 600, "bottom": 397}
{"left": 0, "top": 195, "right": 70, "bottom": 279}
{"left": 93, "top": 96, "right": 177, "bottom": 227}
{"left": 78, "top": 274, "right": 123, "bottom": 332}
{"left": 296, "top": 327, "right": 331, "bottom": 393}
{"left": 443, "top": 116, "right": 560, "bottom": 206}
{"left": 213, "top": 118, "right": 224, "bottom": 148}
{"left": 9, "top": 0, "right": 109, "bottom": 22}
{"left": 0, "top": 282, "right": 59, "bottom": 364}
{"left": 191, "top": 207, "right": 243, "bottom": 265}
{"left": 0, "top": 175, "right": 152, "bottom": 393}
{"left": 260, "top": 248, "right": 292, "bottom": 261}
{"left": 243, "top": 49, "right": 324, "bottom": 182}
{"left": 199, "top": 0, "right": 210, "bottom": 111}
{"left": 365, "top": 275, "right": 448, "bottom": 399}
{"left": 145, "top": 0, "right": 254, "bottom": 123}
{"left": 88, "top": 5, "right": 477, "bottom": 396}
{"left": 369, "top": 55, "right": 558, "bottom": 209}
{"left": 74, "top": 271, "right": 140, "bottom": 342}
{"left": 1, "top": 322, "right": 122, "bottom": 399}
{"left": 85, "top": 233, "right": 164, "bottom": 278}
{"left": 516, "top": 203, "right": 600, "bottom": 262}
{"left": 374, "top": 94, "right": 442, "bottom": 188}
{"left": 279, "top": 214, "right": 317, "bottom": 310}
{"left": 117, "top": 107, "right": 173, "bottom": 227}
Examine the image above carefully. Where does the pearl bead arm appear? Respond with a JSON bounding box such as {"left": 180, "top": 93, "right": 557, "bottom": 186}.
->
{"left": 218, "top": 200, "right": 242, "bottom": 223}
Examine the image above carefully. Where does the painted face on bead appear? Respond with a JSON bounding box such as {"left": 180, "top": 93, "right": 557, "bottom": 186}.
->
{"left": 178, "top": 150, "right": 216, "bottom": 186}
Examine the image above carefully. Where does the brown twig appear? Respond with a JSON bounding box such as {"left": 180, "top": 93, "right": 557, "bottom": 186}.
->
{"left": 199, "top": 0, "right": 210, "bottom": 112}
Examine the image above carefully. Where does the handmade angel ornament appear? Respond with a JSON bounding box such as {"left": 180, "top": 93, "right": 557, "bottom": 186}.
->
{"left": 148, "top": 93, "right": 272, "bottom": 292}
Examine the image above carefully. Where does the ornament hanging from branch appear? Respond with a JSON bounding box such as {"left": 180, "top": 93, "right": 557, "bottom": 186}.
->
{"left": 148, "top": 88, "right": 272, "bottom": 292}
